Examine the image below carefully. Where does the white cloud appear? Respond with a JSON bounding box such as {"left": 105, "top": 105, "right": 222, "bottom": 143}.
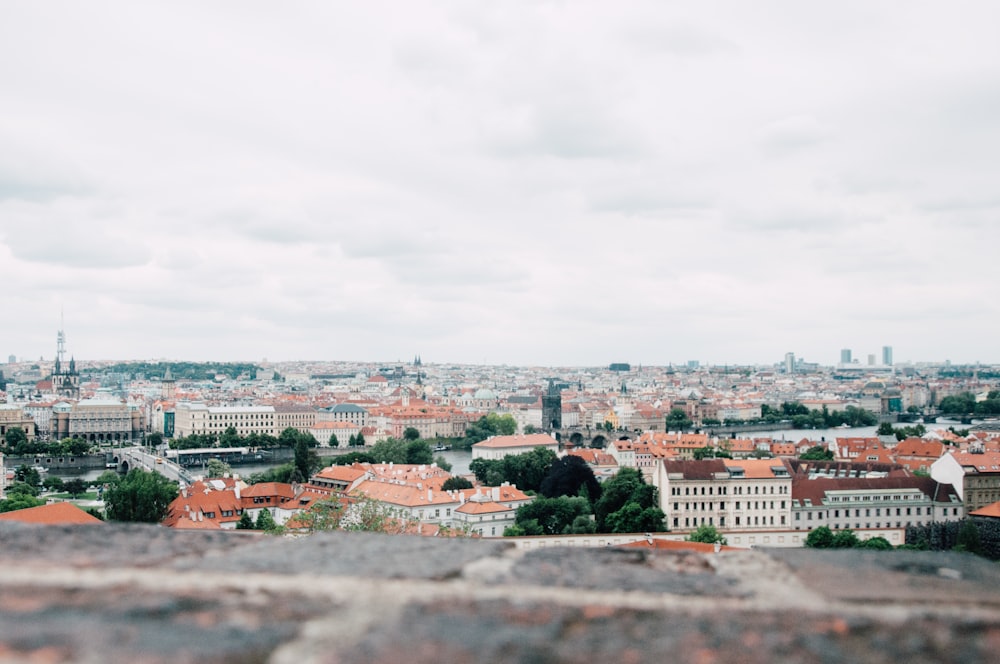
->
{"left": 2, "top": 0, "right": 999, "bottom": 365}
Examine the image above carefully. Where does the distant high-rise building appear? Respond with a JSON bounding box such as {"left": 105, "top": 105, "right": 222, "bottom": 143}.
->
{"left": 840, "top": 349, "right": 852, "bottom": 365}
{"left": 784, "top": 352, "right": 795, "bottom": 374}
{"left": 882, "top": 346, "right": 893, "bottom": 366}
{"left": 868, "top": 354, "right": 876, "bottom": 366}
{"left": 6, "top": 355, "right": 14, "bottom": 364}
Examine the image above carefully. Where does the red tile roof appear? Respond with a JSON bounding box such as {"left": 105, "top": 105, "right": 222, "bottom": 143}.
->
{"left": 0, "top": 502, "right": 104, "bottom": 525}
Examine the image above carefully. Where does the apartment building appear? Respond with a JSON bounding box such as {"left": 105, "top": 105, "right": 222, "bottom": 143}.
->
{"left": 932, "top": 448, "right": 1000, "bottom": 512}
{"left": 791, "top": 476, "right": 962, "bottom": 531}
{"left": 654, "top": 458, "right": 793, "bottom": 532}
{"left": 173, "top": 402, "right": 276, "bottom": 439}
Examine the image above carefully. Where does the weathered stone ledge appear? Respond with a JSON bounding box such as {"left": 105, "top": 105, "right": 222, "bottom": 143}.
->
{"left": 1, "top": 523, "right": 999, "bottom": 663}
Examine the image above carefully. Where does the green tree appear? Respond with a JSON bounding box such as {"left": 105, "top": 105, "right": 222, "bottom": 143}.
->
{"left": 104, "top": 469, "right": 179, "bottom": 523}
{"left": 43, "top": 476, "right": 66, "bottom": 493}
{"left": 955, "top": 519, "right": 982, "bottom": 555}
{"left": 370, "top": 438, "right": 409, "bottom": 464}
{"left": 434, "top": 455, "right": 452, "bottom": 472}
{"left": 441, "top": 476, "right": 474, "bottom": 491}
{"left": 860, "top": 536, "right": 893, "bottom": 550}
{"left": 0, "top": 494, "right": 46, "bottom": 513}
{"left": 235, "top": 511, "right": 254, "bottom": 530}
{"left": 469, "top": 457, "right": 499, "bottom": 484}
{"left": 800, "top": 445, "right": 834, "bottom": 461}
{"left": 687, "top": 524, "right": 727, "bottom": 545}
{"left": 804, "top": 526, "right": 835, "bottom": 548}
{"left": 15, "top": 465, "right": 41, "bottom": 488}
{"left": 693, "top": 446, "right": 732, "bottom": 460}
{"left": 594, "top": 468, "right": 665, "bottom": 533}
{"left": 403, "top": 427, "right": 421, "bottom": 441}
{"left": 523, "top": 424, "right": 537, "bottom": 434}
{"left": 502, "top": 447, "right": 558, "bottom": 492}
{"left": 61, "top": 438, "right": 92, "bottom": 456}
{"left": 569, "top": 515, "right": 597, "bottom": 534}
{"left": 539, "top": 455, "right": 601, "bottom": 504}
{"left": 328, "top": 433, "right": 340, "bottom": 448}
{"left": 665, "top": 408, "right": 692, "bottom": 431}
{"left": 220, "top": 426, "right": 242, "bottom": 447}
{"left": 205, "top": 458, "right": 232, "bottom": 478}
{"left": 279, "top": 427, "right": 301, "bottom": 447}
{"left": 297, "top": 495, "right": 410, "bottom": 534}
{"left": 831, "top": 529, "right": 861, "bottom": 548}
{"left": 294, "top": 438, "right": 321, "bottom": 481}
{"left": 146, "top": 432, "right": 164, "bottom": 448}
{"left": 63, "top": 478, "right": 88, "bottom": 498}
{"left": 4, "top": 427, "right": 27, "bottom": 450}
{"left": 486, "top": 413, "right": 518, "bottom": 436}
{"left": 355, "top": 432, "right": 366, "bottom": 447}
{"left": 255, "top": 508, "right": 277, "bottom": 531}
{"left": 876, "top": 422, "right": 896, "bottom": 436}
{"left": 5, "top": 482, "right": 40, "bottom": 498}
{"left": 605, "top": 501, "right": 667, "bottom": 534}
{"left": 513, "top": 496, "right": 591, "bottom": 535}
{"left": 405, "top": 440, "right": 433, "bottom": 465}
{"left": 330, "top": 452, "right": 375, "bottom": 466}
{"left": 938, "top": 393, "right": 976, "bottom": 415}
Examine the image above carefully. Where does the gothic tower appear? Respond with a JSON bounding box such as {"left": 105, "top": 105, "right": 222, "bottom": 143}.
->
{"left": 50, "top": 326, "right": 80, "bottom": 399}
{"left": 541, "top": 379, "right": 562, "bottom": 430}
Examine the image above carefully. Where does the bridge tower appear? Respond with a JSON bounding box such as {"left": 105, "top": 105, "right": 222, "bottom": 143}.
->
{"left": 541, "top": 379, "right": 562, "bottom": 430}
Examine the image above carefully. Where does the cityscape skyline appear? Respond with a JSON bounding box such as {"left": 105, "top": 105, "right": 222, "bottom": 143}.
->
{"left": 2, "top": 327, "right": 982, "bottom": 370}
{"left": 3, "top": 3, "right": 999, "bottom": 366}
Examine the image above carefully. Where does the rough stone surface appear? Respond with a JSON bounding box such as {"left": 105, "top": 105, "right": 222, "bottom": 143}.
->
{"left": 500, "top": 547, "right": 744, "bottom": 596}
{"left": 3, "top": 522, "right": 1000, "bottom": 663}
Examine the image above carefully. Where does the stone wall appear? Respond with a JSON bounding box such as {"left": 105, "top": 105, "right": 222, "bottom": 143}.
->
{"left": 1, "top": 522, "right": 999, "bottom": 662}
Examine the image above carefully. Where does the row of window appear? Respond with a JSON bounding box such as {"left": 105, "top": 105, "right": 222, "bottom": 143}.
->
{"left": 673, "top": 515, "right": 788, "bottom": 528}
{"left": 672, "top": 500, "right": 788, "bottom": 512}
{"left": 829, "top": 494, "right": 921, "bottom": 503}
{"left": 670, "top": 484, "right": 789, "bottom": 496}
{"left": 796, "top": 506, "right": 946, "bottom": 520}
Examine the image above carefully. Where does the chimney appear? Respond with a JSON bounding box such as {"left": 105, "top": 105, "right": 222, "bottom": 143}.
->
{"left": 234, "top": 483, "right": 241, "bottom": 500}
{"left": 427, "top": 489, "right": 433, "bottom": 502}
{"left": 491, "top": 487, "right": 500, "bottom": 502}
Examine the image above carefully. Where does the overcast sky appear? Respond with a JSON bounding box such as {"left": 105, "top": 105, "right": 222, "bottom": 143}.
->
{"left": 2, "top": 2, "right": 999, "bottom": 367}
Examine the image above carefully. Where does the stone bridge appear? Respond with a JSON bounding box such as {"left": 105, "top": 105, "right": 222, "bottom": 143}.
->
{"left": 548, "top": 426, "right": 626, "bottom": 449}
{"left": 1, "top": 523, "right": 999, "bottom": 662}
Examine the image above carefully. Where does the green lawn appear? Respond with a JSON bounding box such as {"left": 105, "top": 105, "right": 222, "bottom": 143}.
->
{"left": 48, "top": 491, "right": 99, "bottom": 502}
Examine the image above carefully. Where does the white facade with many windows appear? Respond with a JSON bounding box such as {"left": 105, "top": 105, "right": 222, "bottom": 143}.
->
{"left": 654, "top": 459, "right": 793, "bottom": 532}
{"left": 173, "top": 403, "right": 276, "bottom": 439}
{"left": 790, "top": 478, "right": 963, "bottom": 532}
